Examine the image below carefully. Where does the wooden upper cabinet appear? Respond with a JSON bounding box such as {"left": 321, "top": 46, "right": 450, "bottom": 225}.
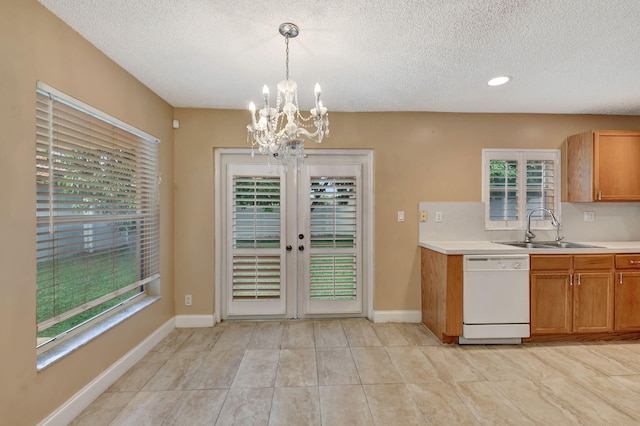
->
{"left": 567, "top": 130, "right": 640, "bottom": 202}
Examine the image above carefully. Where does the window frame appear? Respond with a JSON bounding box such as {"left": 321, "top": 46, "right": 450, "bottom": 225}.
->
{"left": 482, "top": 148, "right": 561, "bottom": 230}
{"left": 35, "top": 81, "right": 161, "bottom": 357}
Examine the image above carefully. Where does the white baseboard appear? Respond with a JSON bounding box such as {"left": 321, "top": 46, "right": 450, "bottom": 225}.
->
{"left": 175, "top": 314, "right": 216, "bottom": 328}
{"left": 39, "top": 318, "right": 175, "bottom": 426}
{"left": 372, "top": 310, "right": 422, "bottom": 323}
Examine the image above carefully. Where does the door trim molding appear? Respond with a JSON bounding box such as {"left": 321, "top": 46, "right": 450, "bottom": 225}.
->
{"left": 214, "top": 148, "right": 374, "bottom": 321}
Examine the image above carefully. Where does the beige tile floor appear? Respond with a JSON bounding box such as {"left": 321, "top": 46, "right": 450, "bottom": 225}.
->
{"left": 70, "top": 319, "right": 640, "bottom": 425}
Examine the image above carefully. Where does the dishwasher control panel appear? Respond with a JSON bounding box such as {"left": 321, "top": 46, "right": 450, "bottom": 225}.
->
{"left": 464, "top": 255, "right": 530, "bottom": 271}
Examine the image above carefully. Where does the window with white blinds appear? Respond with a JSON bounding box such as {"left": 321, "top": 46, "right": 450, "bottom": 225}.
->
{"left": 35, "top": 83, "right": 160, "bottom": 346}
{"left": 483, "top": 149, "right": 560, "bottom": 230}
{"left": 231, "top": 176, "right": 282, "bottom": 300}
{"left": 309, "top": 176, "right": 358, "bottom": 301}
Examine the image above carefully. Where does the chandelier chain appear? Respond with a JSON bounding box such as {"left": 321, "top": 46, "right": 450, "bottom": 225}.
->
{"left": 285, "top": 35, "right": 290, "bottom": 81}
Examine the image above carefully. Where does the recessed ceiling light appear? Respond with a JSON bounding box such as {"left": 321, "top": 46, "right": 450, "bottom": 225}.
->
{"left": 488, "top": 76, "right": 511, "bottom": 86}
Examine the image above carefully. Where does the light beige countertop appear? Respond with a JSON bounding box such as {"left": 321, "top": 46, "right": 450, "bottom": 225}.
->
{"left": 419, "top": 240, "right": 640, "bottom": 255}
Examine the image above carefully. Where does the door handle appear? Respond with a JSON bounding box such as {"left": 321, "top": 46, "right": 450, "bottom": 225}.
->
{"left": 298, "top": 245, "right": 305, "bottom": 251}
{"left": 286, "top": 245, "right": 292, "bottom": 252}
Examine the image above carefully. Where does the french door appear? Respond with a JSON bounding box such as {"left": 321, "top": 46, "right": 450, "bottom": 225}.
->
{"left": 217, "top": 150, "right": 372, "bottom": 320}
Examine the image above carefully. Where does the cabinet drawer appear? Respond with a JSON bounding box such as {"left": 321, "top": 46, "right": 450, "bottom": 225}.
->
{"left": 573, "top": 255, "right": 614, "bottom": 270}
{"left": 531, "top": 255, "right": 572, "bottom": 271}
{"left": 616, "top": 254, "right": 640, "bottom": 269}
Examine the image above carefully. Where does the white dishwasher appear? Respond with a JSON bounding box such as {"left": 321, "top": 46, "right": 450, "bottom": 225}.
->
{"left": 459, "top": 254, "right": 530, "bottom": 344}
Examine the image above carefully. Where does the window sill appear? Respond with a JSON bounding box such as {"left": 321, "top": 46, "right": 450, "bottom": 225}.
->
{"left": 37, "top": 296, "right": 160, "bottom": 371}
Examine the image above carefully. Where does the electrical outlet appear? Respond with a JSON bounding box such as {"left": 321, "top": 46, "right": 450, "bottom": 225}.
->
{"left": 584, "top": 211, "right": 595, "bottom": 222}
{"left": 435, "top": 211, "right": 443, "bottom": 222}
{"left": 185, "top": 294, "right": 192, "bottom": 306}
{"left": 420, "top": 210, "right": 427, "bottom": 222}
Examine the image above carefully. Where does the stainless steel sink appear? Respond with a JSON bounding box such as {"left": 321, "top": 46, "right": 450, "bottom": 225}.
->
{"left": 497, "top": 241, "right": 603, "bottom": 249}
{"left": 534, "top": 241, "right": 604, "bottom": 249}
{"left": 497, "top": 242, "right": 552, "bottom": 248}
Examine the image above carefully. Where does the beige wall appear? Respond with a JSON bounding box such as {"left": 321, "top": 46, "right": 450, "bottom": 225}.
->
{"left": 0, "top": 1, "right": 175, "bottom": 424}
{"left": 173, "top": 110, "right": 640, "bottom": 316}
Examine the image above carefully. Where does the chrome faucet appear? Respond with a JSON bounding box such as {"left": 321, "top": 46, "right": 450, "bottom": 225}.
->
{"left": 525, "top": 208, "right": 561, "bottom": 243}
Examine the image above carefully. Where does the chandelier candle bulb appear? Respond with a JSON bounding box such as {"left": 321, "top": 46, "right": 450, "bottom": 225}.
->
{"left": 262, "top": 85, "right": 270, "bottom": 108}
{"left": 314, "top": 83, "right": 321, "bottom": 111}
{"left": 248, "top": 102, "right": 257, "bottom": 126}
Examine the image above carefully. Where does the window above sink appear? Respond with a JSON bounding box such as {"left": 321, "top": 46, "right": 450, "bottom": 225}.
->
{"left": 482, "top": 149, "right": 561, "bottom": 231}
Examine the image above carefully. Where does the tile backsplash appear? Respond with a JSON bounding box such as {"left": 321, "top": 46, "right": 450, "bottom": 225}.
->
{"left": 418, "top": 202, "right": 640, "bottom": 242}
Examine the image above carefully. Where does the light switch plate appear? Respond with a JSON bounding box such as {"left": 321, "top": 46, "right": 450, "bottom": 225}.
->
{"left": 398, "top": 211, "right": 405, "bottom": 222}
{"left": 435, "top": 211, "right": 443, "bottom": 222}
{"left": 584, "top": 211, "right": 595, "bottom": 222}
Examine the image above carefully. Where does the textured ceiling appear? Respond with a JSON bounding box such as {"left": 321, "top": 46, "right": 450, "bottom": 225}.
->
{"left": 39, "top": 0, "right": 640, "bottom": 114}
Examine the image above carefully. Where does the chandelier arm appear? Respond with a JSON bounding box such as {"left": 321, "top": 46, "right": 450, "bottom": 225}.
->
{"left": 296, "top": 127, "right": 325, "bottom": 144}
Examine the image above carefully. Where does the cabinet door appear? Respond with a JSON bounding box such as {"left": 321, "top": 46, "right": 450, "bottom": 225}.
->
{"left": 615, "top": 272, "right": 640, "bottom": 331}
{"left": 594, "top": 132, "right": 640, "bottom": 201}
{"left": 531, "top": 272, "right": 572, "bottom": 335}
{"left": 573, "top": 272, "right": 614, "bottom": 333}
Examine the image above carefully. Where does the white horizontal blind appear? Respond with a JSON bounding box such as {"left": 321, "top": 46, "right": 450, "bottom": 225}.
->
{"left": 35, "top": 87, "right": 160, "bottom": 339}
{"left": 231, "top": 176, "right": 281, "bottom": 300}
{"left": 309, "top": 176, "right": 357, "bottom": 301}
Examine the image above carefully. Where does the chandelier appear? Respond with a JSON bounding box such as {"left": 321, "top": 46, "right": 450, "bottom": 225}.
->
{"left": 247, "top": 23, "right": 329, "bottom": 167}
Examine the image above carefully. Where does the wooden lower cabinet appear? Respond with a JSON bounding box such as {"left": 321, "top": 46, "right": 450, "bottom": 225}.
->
{"left": 530, "top": 272, "right": 572, "bottom": 334}
{"left": 573, "top": 272, "right": 614, "bottom": 333}
{"left": 615, "top": 254, "right": 640, "bottom": 331}
{"left": 420, "top": 248, "right": 462, "bottom": 343}
{"left": 530, "top": 254, "right": 614, "bottom": 335}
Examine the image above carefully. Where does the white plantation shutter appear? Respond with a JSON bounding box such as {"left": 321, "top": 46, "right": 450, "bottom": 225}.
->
{"left": 483, "top": 149, "right": 560, "bottom": 230}
{"left": 231, "top": 175, "right": 281, "bottom": 300}
{"left": 232, "top": 255, "right": 281, "bottom": 299}
{"left": 35, "top": 83, "right": 160, "bottom": 339}
{"left": 309, "top": 176, "right": 358, "bottom": 301}
{"left": 526, "top": 159, "right": 556, "bottom": 219}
